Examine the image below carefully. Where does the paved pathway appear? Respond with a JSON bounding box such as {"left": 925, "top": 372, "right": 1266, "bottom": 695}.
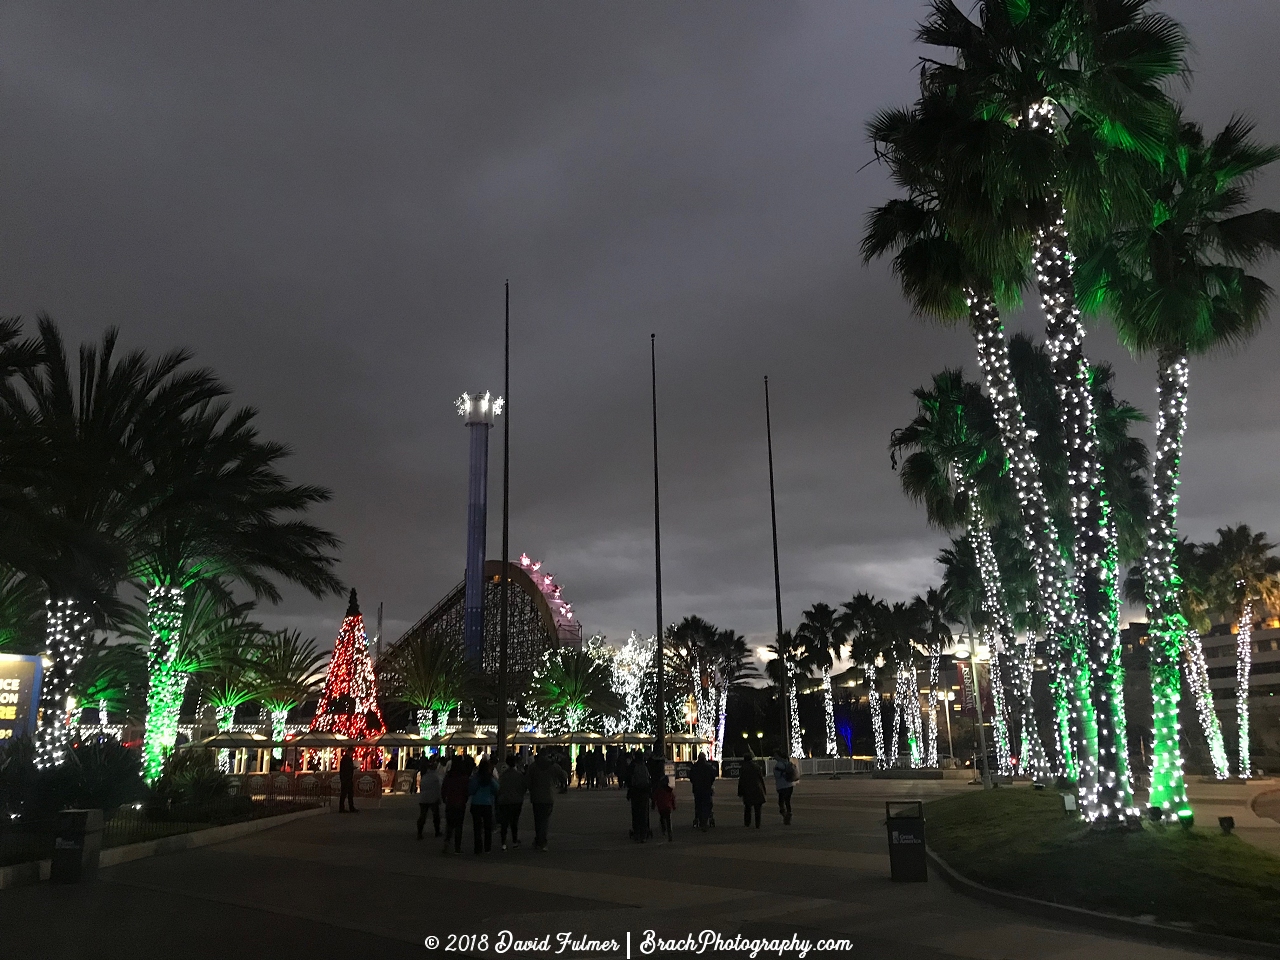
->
{"left": 3, "top": 777, "right": 1257, "bottom": 960}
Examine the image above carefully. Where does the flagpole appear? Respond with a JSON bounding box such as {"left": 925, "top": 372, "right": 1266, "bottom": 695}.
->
{"left": 652, "top": 334, "right": 665, "bottom": 760}
{"left": 765, "top": 376, "right": 790, "bottom": 757}
{"left": 497, "top": 281, "right": 511, "bottom": 757}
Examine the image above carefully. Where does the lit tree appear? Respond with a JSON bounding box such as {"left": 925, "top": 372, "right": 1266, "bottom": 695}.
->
{"left": 257, "top": 629, "right": 328, "bottom": 753}
{"left": 1082, "top": 114, "right": 1280, "bottom": 809}
{"left": 2, "top": 320, "right": 222, "bottom": 769}
{"left": 840, "top": 594, "right": 887, "bottom": 767}
{"left": 912, "top": 589, "right": 955, "bottom": 769}
{"left": 311, "top": 590, "right": 386, "bottom": 746}
{"left": 529, "top": 646, "right": 621, "bottom": 732}
{"left": 1202, "top": 526, "right": 1280, "bottom": 778}
{"left": 913, "top": 0, "right": 1186, "bottom": 823}
{"left": 380, "top": 629, "right": 473, "bottom": 738}
{"left": 796, "top": 603, "right": 844, "bottom": 757}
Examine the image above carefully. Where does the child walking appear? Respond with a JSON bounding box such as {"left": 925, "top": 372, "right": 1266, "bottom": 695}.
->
{"left": 653, "top": 774, "right": 676, "bottom": 841}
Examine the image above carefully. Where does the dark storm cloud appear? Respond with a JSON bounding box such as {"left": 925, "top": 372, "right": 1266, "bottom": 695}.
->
{"left": 1, "top": 2, "right": 1278, "bottom": 648}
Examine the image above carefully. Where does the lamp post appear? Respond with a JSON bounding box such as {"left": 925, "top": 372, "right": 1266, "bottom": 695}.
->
{"left": 651, "top": 335, "right": 665, "bottom": 760}
{"left": 954, "top": 636, "right": 992, "bottom": 790}
{"left": 764, "top": 376, "right": 792, "bottom": 758}
{"left": 457, "top": 391, "right": 503, "bottom": 666}
{"left": 940, "top": 690, "right": 955, "bottom": 763}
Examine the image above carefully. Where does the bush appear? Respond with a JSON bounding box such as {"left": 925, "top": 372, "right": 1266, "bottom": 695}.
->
{"left": 151, "top": 748, "right": 228, "bottom": 809}
{"left": 0, "top": 735, "right": 148, "bottom": 818}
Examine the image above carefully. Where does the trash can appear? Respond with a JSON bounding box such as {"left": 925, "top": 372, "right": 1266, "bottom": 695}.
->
{"left": 885, "top": 801, "right": 927, "bottom": 883}
{"left": 51, "top": 808, "right": 103, "bottom": 884}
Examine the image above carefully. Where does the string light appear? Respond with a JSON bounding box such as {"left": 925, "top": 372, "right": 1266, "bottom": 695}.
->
{"left": 925, "top": 647, "right": 940, "bottom": 768}
{"left": 963, "top": 480, "right": 1014, "bottom": 774}
{"left": 311, "top": 595, "right": 386, "bottom": 763}
{"left": 1033, "top": 189, "right": 1132, "bottom": 822}
{"left": 865, "top": 660, "right": 886, "bottom": 768}
{"left": 1183, "top": 630, "right": 1230, "bottom": 779}
{"left": 1236, "top": 596, "right": 1254, "bottom": 779}
{"left": 966, "top": 290, "right": 1090, "bottom": 794}
{"left": 1142, "top": 353, "right": 1192, "bottom": 812}
{"left": 34, "top": 599, "right": 91, "bottom": 770}
{"left": 143, "top": 584, "right": 187, "bottom": 782}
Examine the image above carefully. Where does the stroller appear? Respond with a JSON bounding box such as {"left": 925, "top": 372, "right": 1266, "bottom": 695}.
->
{"left": 693, "top": 789, "right": 715, "bottom": 831}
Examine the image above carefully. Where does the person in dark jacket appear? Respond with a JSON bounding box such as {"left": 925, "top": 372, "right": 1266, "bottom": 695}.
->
{"left": 497, "top": 754, "right": 527, "bottom": 850}
{"left": 468, "top": 758, "right": 498, "bottom": 854}
{"left": 338, "top": 748, "right": 357, "bottom": 813}
{"left": 526, "top": 750, "right": 568, "bottom": 851}
{"left": 737, "top": 749, "right": 766, "bottom": 828}
{"left": 440, "top": 754, "right": 471, "bottom": 854}
{"left": 689, "top": 752, "right": 716, "bottom": 830}
{"left": 627, "top": 753, "right": 652, "bottom": 842}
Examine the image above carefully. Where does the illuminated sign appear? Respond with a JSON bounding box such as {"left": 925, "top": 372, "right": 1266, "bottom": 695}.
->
{"left": 0, "top": 654, "right": 42, "bottom": 741}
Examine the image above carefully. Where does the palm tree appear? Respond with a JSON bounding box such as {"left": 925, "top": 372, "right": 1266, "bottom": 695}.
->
{"left": 763, "top": 629, "right": 806, "bottom": 759}
{"left": 708, "top": 628, "right": 757, "bottom": 761}
{"left": 915, "top": 0, "right": 1187, "bottom": 822}
{"left": 381, "top": 631, "right": 474, "bottom": 737}
{"left": 796, "top": 603, "right": 844, "bottom": 757}
{"left": 530, "top": 647, "right": 622, "bottom": 732}
{"left": 255, "top": 629, "right": 328, "bottom": 751}
{"left": 1201, "top": 526, "right": 1280, "bottom": 778}
{"left": 1125, "top": 538, "right": 1229, "bottom": 780}
{"left": 1083, "top": 115, "right": 1280, "bottom": 808}
{"left": 1, "top": 318, "right": 225, "bottom": 768}
{"left": 669, "top": 616, "right": 722, "bottom": 752}
{"left": 131, "top": 398, "right": 342, "bottom": 781}
{"left": 839, "top": 594, "right": 888, "bottom": 767}
{"left": 864, "top": 96, "right": 1092, "bottom": 790}
{"left": 70, "top": 636, "right": 145, "bottom": 727}
{"left": 911, "top": 589, "right": 954, "bottom": 768}
{"left": 200, "top": 626, "right": 266, "bottom": 733}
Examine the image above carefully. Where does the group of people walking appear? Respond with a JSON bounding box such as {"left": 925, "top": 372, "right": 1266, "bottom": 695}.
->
{"left": 416, "top": 749, "right": 568, "bottom": 854}
{"left": 414, "top": 746, "right": 798, "bottom": 852}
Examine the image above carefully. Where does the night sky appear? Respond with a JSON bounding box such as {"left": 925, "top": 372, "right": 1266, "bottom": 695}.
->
{"left": 2, "top": 2, "right": 1277, "bottom": 651}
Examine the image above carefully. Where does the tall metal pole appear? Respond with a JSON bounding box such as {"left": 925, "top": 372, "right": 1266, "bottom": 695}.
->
{"left": 497, "top": 281, "right": 511, "bottom": 757}
{"left": 765, "top": 376, "right": 790, "bottom": 757}
{"left": 375, "top": 602, "right": 383, "bottom": 660}
{"left": 651, "top": 334, "right": 665, "bottom": 760}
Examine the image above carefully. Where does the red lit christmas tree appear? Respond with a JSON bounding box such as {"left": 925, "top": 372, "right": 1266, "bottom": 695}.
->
{"left": 311, "top": 590, "right": 386, "bottom": 750}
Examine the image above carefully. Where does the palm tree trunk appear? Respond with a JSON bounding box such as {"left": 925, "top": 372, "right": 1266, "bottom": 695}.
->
{"left": 926, "top": 652, "right": 940, "bottom": 768}
{"left": 1015, "top": 631, "right": 1052, "bottom": 779}
{"left": 34, "top": 598, "right": 92, "bottom": 769}
{"left": 1237, "top": 600, "right": 1254, "bottom": 779}
{"left": 908, "top": 665, "right": 923, "bottom": 768}
{"left": 964, "top": 482, "right": 1016, "bottom": 776}
{"left": 1142, "top": 352, "right": 1194, "bottom": 811}
{"left": 966, "top": 292, "right": 1095, "bottom": 795}
{"left": 889, "top": 676, "right": 902, "bottom": 767}
{"left": 1183, "top": 630, "right": 1230, "bottom": 779}
{"left": 866, "top": 663, "right": 886, "bottom": 768}
{"left": 1034, "top": 201, "right": 1128, "bottom": 821}
{"left": 787, "top": 666, "right": 803, "bottom": 758}
{"left": 821, "top": 666, "right": 837, "bottom": 757}
{"left": 715, "top": 687, "right": 728, "bottom": 761}
{"left": 143, "top": 584, "right": 188, "bottom": 782}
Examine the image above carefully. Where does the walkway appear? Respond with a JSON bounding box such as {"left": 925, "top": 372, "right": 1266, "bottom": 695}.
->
{"left": 2, "top": 777, "right": 1256, "bottom": 960}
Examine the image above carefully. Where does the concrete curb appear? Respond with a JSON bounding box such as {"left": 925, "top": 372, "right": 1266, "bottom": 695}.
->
{"left": 925, "top": 845, "right": 1280, "bottom": 958}
{"left": 0, "top": 805, "right": 328, "bottom": 891}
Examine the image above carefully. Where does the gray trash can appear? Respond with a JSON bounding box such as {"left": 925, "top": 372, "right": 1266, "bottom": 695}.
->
{"left": 51, "top": 808, "right": 103, "bottom": 884}
{"left": 885, "top": 801, "right": 927, "bottom": 882}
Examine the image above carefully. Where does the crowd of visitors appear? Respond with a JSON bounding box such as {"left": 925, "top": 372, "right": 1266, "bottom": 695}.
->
{"left": 412, "top": 745, "right": 799, "bottom": 852}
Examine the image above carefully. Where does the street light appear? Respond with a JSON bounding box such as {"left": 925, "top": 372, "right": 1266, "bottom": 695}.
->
{"left": 937, "top": 689, "right": 955, "bottom": 762}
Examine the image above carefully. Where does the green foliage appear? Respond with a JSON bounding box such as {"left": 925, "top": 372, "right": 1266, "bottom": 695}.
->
{"left": 152, "top": 748, "right": 228, "bottom": 807}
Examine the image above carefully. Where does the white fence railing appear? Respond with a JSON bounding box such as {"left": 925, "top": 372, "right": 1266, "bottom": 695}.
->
{"left": 797, "top": 757, "right": 874, "bottom": 776}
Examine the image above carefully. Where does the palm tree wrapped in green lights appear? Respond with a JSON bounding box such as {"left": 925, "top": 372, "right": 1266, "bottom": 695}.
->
{"left": 530, "top": 647, "right": 623, "bottom": 733}
{"left": 381, "top": 631, "right": 475, "bottom": 738}
{"left": 255, "top": 629, "right": 328, "bottom": 755}
{"left": 1082, "top": 115, "right": 1280, "bottom": 806}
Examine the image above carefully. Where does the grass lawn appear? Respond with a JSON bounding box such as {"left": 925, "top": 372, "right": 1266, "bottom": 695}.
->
{"left": 925, "top": 787, "right": 1280, "bottom": 944}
